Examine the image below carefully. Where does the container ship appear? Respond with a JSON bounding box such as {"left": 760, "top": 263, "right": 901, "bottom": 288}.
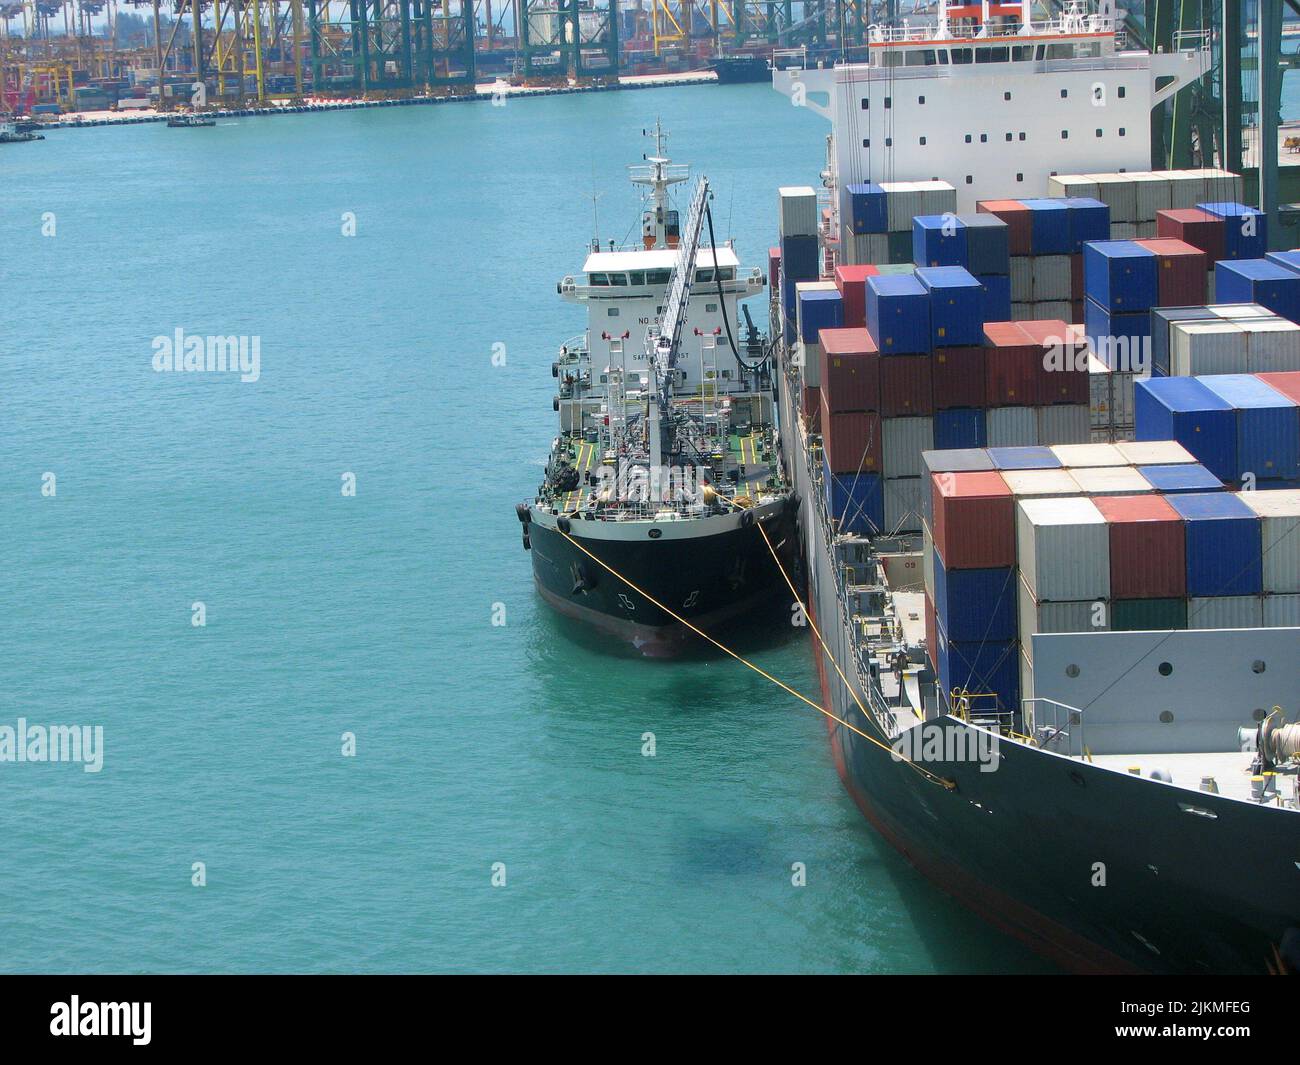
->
{"left": 767, "top": 1, "right": 1300, "bottom": 973}
{"left": 519, "top": 125, "right": 794, "bottom": 656}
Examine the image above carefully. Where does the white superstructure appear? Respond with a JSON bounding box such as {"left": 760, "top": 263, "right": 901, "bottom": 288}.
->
{"left": 772, "top": 0, "right": 1211, "bottom": 225}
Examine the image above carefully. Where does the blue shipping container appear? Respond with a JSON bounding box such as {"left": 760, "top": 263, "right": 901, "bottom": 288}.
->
{"left": 866, "top": 274, "right": 931, "bottom": 354}
{"left": 1214, "top": 260, "right": 1300, "bottom": 324}
{"left": 1137, "top": 463, "right": 1224, "bottom": 494}
{"left": 823, "top": 457, "right": 883, "bottom": 535}
{"left": 933, "top": 408, "right": 987, "bottom": 451}
{"left": 1265, "top": 249, "right": 1300, "bottom": 274}
{"left": 1063, "top": 197, "right": 1110, "bottom": 254}
{"left": 798, "top": 289, "right": 844, "bottom": 344}
{"left": 1083, "top": 240, "right": 1159, "bottom": 311}
{"left": 1165, "top": 492, "right": 1262, "bottom": 597}
{"left": 1198, "top": 202, "right": 1268, "bottom": 261}
{"left": 1085, "top": 297, "right": 1152, "bottom": 372}
{"left": 1198, "top": 373, "right": 1300, "bottom": 481}
{"left": 936, "top": 625, "right": 1020, "bottom": 711}
{"left": 960, "top": 214, "right": 1011, "bottom": 276}
{"left": 913, "top": 215, "right": 968, "bottom": 268}
{"left": 977, "top": 273, "right": 1012, "bottom": 321}
{"left": 917, "top": 266, "right": 984, "bottom": 348}
{"left": 933, "top": 554, "right": 1015, "bottom": 642}
{"left": 1018, "top": 198, "right": 1072, "bottom": 256}
{"left": 847, "top": 183, "right": 888, "bottom": 235}
{"left": 987, "top": 446, "right": 1060, "bottom": 470}
{"left": 1134, "top": 377, "right": 1237, "bottom": 482}
{"left": 780, "top": 234, "right": 820, "bottom": 282}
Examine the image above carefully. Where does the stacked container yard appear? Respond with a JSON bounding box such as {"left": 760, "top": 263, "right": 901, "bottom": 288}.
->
{"left": 795, "top": 280, "right": 843, "bottom": 432}
{"left": 1135, "top": 372, "right": 1300, "bottom": 489}
{"left": 974, "top": 196, "right": 1109, "bottom": 322}
{"left": 912, "top": 439, "right": 1300, "bottom": 713}
{"left": 1049, "top": 169, "right": 1244, "bottom": 240}
{"left": 819, "top": 327, "right": 883, "bottom": 534}
{"left": 1149, "top": 304, "right": 1292, "bottom": 377}
{"left": 911, "top": 212, "right": 1013, "bottom": 321}
{"left": 841, "top": 181, "right": 957, "bottom": 266}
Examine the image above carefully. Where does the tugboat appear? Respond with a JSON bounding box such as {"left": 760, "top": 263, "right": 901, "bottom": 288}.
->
{"left": 166, "top": 112, "right": 217, "bottom": 128}
{"left": 518, "top": 124, "right": 795, "bottom": 656}
{"left": 0, "top": 119, "right": 44, "bottom": 142}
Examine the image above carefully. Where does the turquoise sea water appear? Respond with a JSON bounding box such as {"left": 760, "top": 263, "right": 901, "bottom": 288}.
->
{"left": 0, "top": 85, "right": 1052, "bottom": 973}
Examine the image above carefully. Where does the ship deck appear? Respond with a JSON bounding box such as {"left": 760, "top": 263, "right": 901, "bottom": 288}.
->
{"left": 1086, "top": 750, "right": 1295, "bottom": 807}
{"left": 558, "top": 428, "right": 773, "bottom": 512}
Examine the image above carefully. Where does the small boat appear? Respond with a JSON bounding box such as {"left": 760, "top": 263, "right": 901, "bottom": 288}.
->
{"left": 167, "top": 113, "right": 217, "bottom": 128}
{"left": 0, "top": 120, "right": 43, "bottom": 143}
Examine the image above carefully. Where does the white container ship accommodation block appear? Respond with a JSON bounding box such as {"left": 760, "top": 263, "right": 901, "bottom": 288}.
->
{"left": 773, "top": 1, "right": 1211, "bottom": 232}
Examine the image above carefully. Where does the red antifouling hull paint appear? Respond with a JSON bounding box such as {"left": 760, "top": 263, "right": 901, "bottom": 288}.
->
{"left": 1093, "top": 494, "right": 1187, "bottom": 599}
{"left": 977, "top": 199, "right": 1032, "bottom": 256}
{"left": 880, "top": 354, "right": 934, "bottom": 416}
{"left": 820, "top": 327, "right": 881, "bottom": 413}
{"left": 931, "top": 470, "right": 1015, "bottom": 569}
{"left": 1136, "top": 238, "right": 1209, "bottom": 309}
{"left": 932, "top": 345, "right": 986, "bottom": 409}
{"left": 833, "top": 265, "right": 878, "bottom": 329}
{"left": 1155, "top": 208, "right": 1226, "bottom": 265}
{"left": 821, "top": 392, "right": 882, "bottom": 474}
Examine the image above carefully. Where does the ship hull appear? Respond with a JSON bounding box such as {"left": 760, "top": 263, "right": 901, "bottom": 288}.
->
{"left": 778, "top": 373, "right": 1299, "bottom": 975}
{"left": 526, "top": 501, "right": 795, "bottom": 657}
{"left": 710, "top": 56, "right": 771, "bottom": 84}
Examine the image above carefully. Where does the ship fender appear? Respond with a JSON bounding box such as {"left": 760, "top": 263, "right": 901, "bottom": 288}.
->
{"left": 558, "top": 516, "right": 572, "bottom": 534}
{"left": 740, "top": 509, "right": 756, "bottom": 529}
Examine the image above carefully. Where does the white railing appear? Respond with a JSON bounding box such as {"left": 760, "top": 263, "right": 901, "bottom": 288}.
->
{"left": 865, "top": 15, "right": 1114, "bottom": 45}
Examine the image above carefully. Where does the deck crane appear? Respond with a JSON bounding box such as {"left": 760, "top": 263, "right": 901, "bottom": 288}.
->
{"left": 643, "top": 173, "right": 710, "bottom": 504}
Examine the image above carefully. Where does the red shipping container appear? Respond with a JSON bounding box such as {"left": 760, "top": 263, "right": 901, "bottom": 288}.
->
{"left": 1136, "top": 238, "right": 1208, "bottom": 308}
{"left": 1070, "top": 299, "right": 1085, "bottom": 324}
{"left": 801, "top": 384, "right": 821, "bottom": 434}
{"left": 833, "top": 264, "right": 878, "bottom": 329}
{"left": 977, "top": 199, "right": 1032, "bottom": 256}
{"left": 820, "top": 392, "right": 882, "bottom": 474}
{"left": 1092, "top": 494, "right": 1186, "bottom": 600}
{"left": 880, "top": 354, "right": 934, "bottom": 416}
{"left": 820, "top": 327, "right": 880, "bottom": 413}
{"left": 932, "top": 345, "right": 986, "bottom": 409}
{"left": 931, "top": 471, "right": 1015, "bottom": 570}
{"left": 1155, "top": 208, "right": 1225, "bottom": 266}
{"left": 769, "top": 247, "right": 781, "bottom": 289}
{"left": 1018, "top": 319, "right": 1088, "bottom": 405}
{"left": 1069, "top": 253, "right": 1085, "bottom": 302}
{"left": 1257, "top": 372, "right": 1300, "bottom": 406}
{"left": 983, "top": 321, "right": 1040, "bottom": 407}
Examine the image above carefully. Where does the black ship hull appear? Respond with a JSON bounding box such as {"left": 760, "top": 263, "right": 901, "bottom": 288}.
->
{"left": 779, "top": 376, "right": 1299, "bottom": 975}
{"left": 526, "top": 503, "right": 795, "bottom": 657}
{"left": 710, "top": 56, "right": 772, "bottom": 84}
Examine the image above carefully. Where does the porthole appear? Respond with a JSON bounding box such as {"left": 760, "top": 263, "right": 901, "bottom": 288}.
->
{"left": 1065, "top": 664, "right": 1080, "bottom": 678}
{"left": 1158, "top": 662, "right": 1173, "bottom": 677}
{"left": 1159, "top": 710, "right": 1174, "bottom": 724}
{"left": 648, "top": 528, "right": 662, "bottom": 539}
{"left": 1252, "top": 660, "right": 1266, "bottom": 674}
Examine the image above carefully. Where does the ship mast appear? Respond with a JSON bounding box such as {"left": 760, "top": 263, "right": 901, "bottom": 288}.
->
{"left": 631, "top": 119, "right": 689, "bottom": 249}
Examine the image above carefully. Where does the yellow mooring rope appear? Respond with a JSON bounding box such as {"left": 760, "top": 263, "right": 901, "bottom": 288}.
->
{"left": 556, "top": 522, "right": 955, "bottom": 791}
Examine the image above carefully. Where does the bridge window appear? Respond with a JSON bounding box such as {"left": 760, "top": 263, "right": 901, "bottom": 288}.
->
{"left": 696, "top": 268, "right": 714, "bottom": 284}
{"left": 1046, "top": 43, "right": 1075, "bottom": 60}
{"left": 629, "top": 271, "right": 645, "bottom": 285}
{"left": 647, "top": 270, "right": 670, "bottom": 284}
{"left": 609, "top": 273, "right": 629, "bottom": 285}
{"left": 907, "top": 51, "right": 937, "bottom": 68}
{"left": 951, "top": 48, "right": 973, "bottom": 65}
{"left": 1012, "top": 46, "right": 1034, "bottom": 61}
{"left": 975, "top": 46, "right": 1008, "bottom": 64}
{"left": 589, "top": 273, "right": 610, "bottom": 286}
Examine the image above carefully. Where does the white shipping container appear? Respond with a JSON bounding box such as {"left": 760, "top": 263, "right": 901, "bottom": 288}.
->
{"left": 1019, "top": 647, "right": 1035, "bottom": 708}
{"left": 1016, "top": 495, "right": 1110, "bottom": 602}
{"left": 880, "top": 181, "right": 921, "bottom": 232}
{"left": 843, "top": 232, "right": 891, "bottom": 266}
{"left": 923, "top": 521, "right": 935, "bottom": 601}
{"left": 987, "top": 406, "right": 1038, "bottom": 447}
{"left": 1035, "top": 301, "right": 1074, "bottom": 322}
{"left": 884, "top": 476, "right": 926, "bottom": 533}
{"left": 1037, "top": 404, "right": 1092, "bottom": 445}
{"left": 1171, "top": 320, "right": 1248, "bottom": 377}
{"left": 1211, "top": 303, "right": 1274, "bottom": 319}
{"left": 1135, "top": 221, "right": 1158, "bottom": 239}
{"left": 1115, "top": 440, "right": 1196, "bottom": 465}
{"left": 1109, "top": 223, "right": 1140, "bottom": 239}
{"left": 1051, "top": 442, "right": 1128, "bottom": 467}
{"left": 1070, "top": 465, "right": 1153, "bottom": 495}
{"left": 1018, "top": 576, "right": 1105, "bottom": 663}
{"left": 1184, "top": 167, "right": 1244, "bottom": 205}
{"left": 1047, "top": 174, "right": 1099, "bottom": 200}
{"left": 1010, "top": 257, "right": 1034, "bottom": 303}
{"left": 1189, "top": 595, "right": 1264, "bottom": 629}
{"left": 1239, "top": 489, "right": 1300, "bottom": 593}
{"left": 1263, "top": 594, "right": 1300, "bottom": 626}
{"left": 797, "top": 341, "right": 824, "bottom": 388}
{"left": 1090, "top": 173, "right": 1138, "bottom": 224}
{"left": 778, "top": 186, "right": 819, "bottom": 238}
{"left": 1002, "top": 468, "right": 1082, "bottom": 498}
{"left": 1031, "top": 255, "right": 1072, "bottom": 302}
{"left": 1243, "top": 319, "right": 1300, "bottom": 373}
{"left": 1011, "top": 302, "right": 1036, "bottom": 321}
{"left": 1130, "top": 171, "right": 1172, "bottom": 221}
{"left": 914, "top": 180, "right": 957, "bottom": 219}
{"left": 1152, "top": 169, "right": 1207, "bottom": 210}
{"left": 882, "top": 417, "right": 934, "bottom": 478}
